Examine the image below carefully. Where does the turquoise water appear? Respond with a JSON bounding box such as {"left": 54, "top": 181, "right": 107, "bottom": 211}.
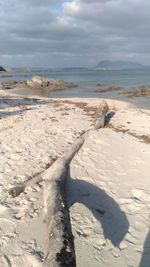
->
{"left": 0, "top": 68, "right": 150, "bottom": 109}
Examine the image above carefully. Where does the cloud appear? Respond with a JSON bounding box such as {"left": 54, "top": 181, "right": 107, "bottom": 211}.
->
{"left": 0, "top": 0, "right": 150, "bottom": 67}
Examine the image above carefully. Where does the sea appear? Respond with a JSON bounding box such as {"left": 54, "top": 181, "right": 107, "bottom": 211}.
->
{"left": 0, "top": 68, "right": 150, "bottom": 109}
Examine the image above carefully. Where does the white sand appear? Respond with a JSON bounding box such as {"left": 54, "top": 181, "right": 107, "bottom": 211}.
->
{"left": 0, "top": 91, "right": 150, "bottom": 266}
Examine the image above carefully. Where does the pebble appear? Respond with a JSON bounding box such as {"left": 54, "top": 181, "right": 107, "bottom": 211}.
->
{"left": 15, "top": 210, "right": 26, "bottom": 219}
{"left": 112, "top": 252, "right": 120, "bottom": 258}
{"left": 119, "top": 241, "right": 127, "bottom": 250}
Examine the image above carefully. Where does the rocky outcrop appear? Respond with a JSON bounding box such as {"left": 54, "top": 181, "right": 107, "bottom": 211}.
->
{"left": 0, "top": 80, "right": 25, "bottom": 90}
{"left": 0, "top": 66, "right": 6, "bottom": 72}
{"left": 123, "top": 85, "right": 150, "bottom": 97}
{"left": 96, "top": 85, "right": 122, "bottom": 93}
{"left": 0, "top": 76, "right": 77, "bottom": 91}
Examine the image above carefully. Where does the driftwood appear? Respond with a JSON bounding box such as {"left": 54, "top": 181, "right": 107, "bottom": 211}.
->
{"left": 43, "top": 100, "right": 108, "bottom": 266}
{"left": 8, "top": 100, "right": 108, "bottom": 266}
{"left": 43, "top": 137, "right": 85, "bottom": 267}
{"left": 9, "top": 160, "right": 58, "bottom": 197}
{"left": 8, "top": 100, "right": 108, "bottom": 198}
{"left": 9, "top": 174, "right": 43, "bottom": 197}
{"left": 94, "top": 100, "right": 109, "bottom": 129}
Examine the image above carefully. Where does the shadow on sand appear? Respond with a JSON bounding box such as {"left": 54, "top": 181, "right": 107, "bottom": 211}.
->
{"left": 105, "top": 111, "right": 115, "bottom": 125}
{"left": 0, "top": 97, "right": 48, "bottom": 118}
{"left": 67, "top": 167, "right": 129, "bottom": 247}
{"left": 139, "top": 229, "right": 150, "bottom": 267}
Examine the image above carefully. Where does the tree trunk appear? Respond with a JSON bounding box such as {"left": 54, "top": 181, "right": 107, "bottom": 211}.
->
{"left": 43, "top": 100, "right": 108, "bottom": 266}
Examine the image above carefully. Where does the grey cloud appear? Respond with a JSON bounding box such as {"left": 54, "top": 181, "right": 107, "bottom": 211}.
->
{"left": 0, "top": 0, "right": 150, "bottom": 67}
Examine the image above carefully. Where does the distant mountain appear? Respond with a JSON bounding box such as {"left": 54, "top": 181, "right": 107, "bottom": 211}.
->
{"left": 95, "top": 60, "right": 144, "bottom": 70}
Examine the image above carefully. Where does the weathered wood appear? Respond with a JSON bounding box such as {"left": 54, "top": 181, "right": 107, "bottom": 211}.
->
{"left": 9, "top": 172, "right": 43, "bottom": 197}
{"left": 9, "top": 184, "right": 26, "bottom": 197}
{"left": 94, "top": 99, "right": 109, "bottom": 129}
{"left": 44, "top": 100, "right": 108, "bottom": 267}
{"left": 8, "top": 101, "right": 108, "bottom": 199}
{"left": 43, "top": 138, "right": 85, "bottom": 267}
{"left": 8, "top": 100, "right": 108, "bottom": 266}
{"left": 8, "top": 160, "right": 58, "bottom": 197}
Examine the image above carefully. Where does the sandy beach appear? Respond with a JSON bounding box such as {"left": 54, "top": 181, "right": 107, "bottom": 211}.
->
{"left": 0, "top": 90, "right": 150, "bottom": 267}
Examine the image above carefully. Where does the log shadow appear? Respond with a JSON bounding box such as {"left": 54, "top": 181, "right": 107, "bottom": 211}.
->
{"left": 0, "top": 109, "right": 33, "bottom": 118}
{"left": 139, "top": 230, "right": 150, "bottom": 267}
{"left": 105, "top": 111, "right": 115, "bottom": 125}
{"left": 67, "top": 167, "right": 129, "bottom": 247}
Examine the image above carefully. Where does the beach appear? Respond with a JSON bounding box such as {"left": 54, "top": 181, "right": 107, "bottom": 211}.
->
{"left": 1, "top": 68, "right": 150, "bottom": 110}
{"left": 0, "top": 89, "right": 150, "bottom": 266}
{"left": 1, "top": 0, "right": 150, "bottom": 265}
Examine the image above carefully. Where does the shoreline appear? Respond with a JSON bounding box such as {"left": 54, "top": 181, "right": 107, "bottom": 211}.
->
{"left": 0, "top": 90, "right": 150, "bottom": 266}
{"left": 1, "top": 69, "right": 150, "bottom": 111}
{"left": 1, "top": 84, "right": 150, "bottom": 111}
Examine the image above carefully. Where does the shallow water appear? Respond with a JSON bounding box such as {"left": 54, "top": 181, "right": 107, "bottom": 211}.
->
{"left": 1, "top": 68, "right": 150, "bottom": 109}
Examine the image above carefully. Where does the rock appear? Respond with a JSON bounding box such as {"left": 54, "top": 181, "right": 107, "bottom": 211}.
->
{"left": 31, "top": 76, "right": 44, "bottom": 86}
{"left": 1, "top": 76, "right": 77, "bottom": 92}
{"left": 27, "top": 76, "right": 75, "bottom": 91}
{"left": 123, "top": 85, "right": 150, "bottom": 97}
{"left": 96, "top": 85, "right": 122, "bottom": 93}
{"left": 0, "top": 66, "right": 6, "bottom": 72}
{"left": 15, "top": 210, "right": 26, "bottom": 219}
{"left": 27, "top": 76, "right": 49, "bottom": 88}
{"left": 119, "top": 241, "right": 127, "bottom": 250}
{"left": 0, "top": 80, "right": 18, "bottom": 90}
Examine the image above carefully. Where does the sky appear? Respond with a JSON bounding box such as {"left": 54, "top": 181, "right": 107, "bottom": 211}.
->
{"left": 0, "top": 0, "right": 150, "bottom": 68}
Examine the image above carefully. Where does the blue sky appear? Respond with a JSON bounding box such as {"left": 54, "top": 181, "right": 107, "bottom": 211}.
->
{"left": 51, "top": 4, "right": 63, "bottom": 13}
{"left": 0, "top": 0, "right": 150, "bottom": 67}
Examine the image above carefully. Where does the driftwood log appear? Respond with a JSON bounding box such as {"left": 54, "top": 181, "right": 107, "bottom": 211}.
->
{"left": 43, "top": 137, "right": 85, "bottom": 267}
{"left": 9, "top": 173, "right": 43, "bottom": 197}
{"left": 9, "top": 100, "right": 108, "bottom": 198}
{"left": 8, "top": 100, "right": 108, "bottom": 266}
{"left": 43, "top": 100, "right": 108, "bottom": 266}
